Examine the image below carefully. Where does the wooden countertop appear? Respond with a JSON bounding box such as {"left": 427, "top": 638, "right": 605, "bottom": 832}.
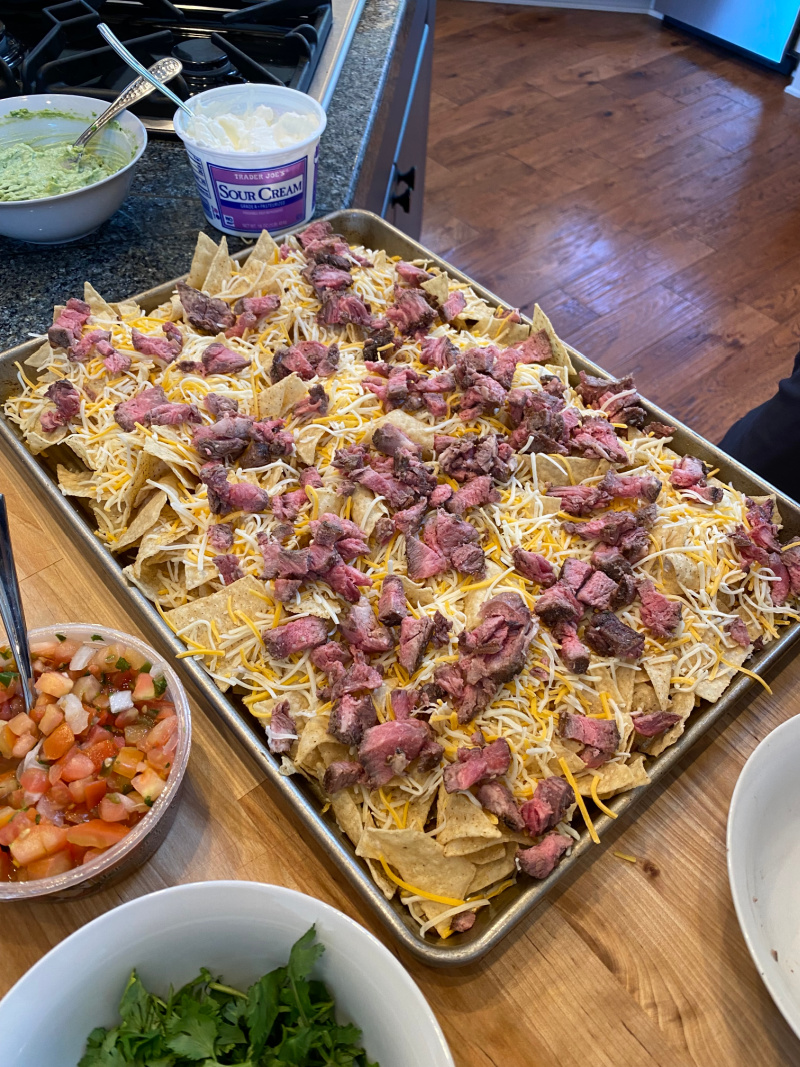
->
{"left": 2, "top": 451, "right": 799, "bottom": 1067}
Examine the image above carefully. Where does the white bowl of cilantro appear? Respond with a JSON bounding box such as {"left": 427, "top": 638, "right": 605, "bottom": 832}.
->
{"left": 0, "top": 880, "right": 454, "bottom": 1067}
{"left": 0, "top": 94, "right": 146, "bottom": 244}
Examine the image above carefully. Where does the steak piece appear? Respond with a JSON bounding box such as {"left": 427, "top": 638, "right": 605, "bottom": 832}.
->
{"left": 398, "top": 615, "right": 434, "bottom": 673}
{"left": 305, "top": 262, "right": 352, "bottom": 293}
{"left": 358, "top": 719, "right": 432, "bottom": 786}
{"left": 266, "top": 700, "right": 297, "bottom": 755}
{"left": 445, "top": 475, "right": 500, "bottom": 516}
{"left": 329, "top": 692, "right": 377, "bottom": 746}
{"left": 41, "top": 380, "right": 81, "bottom": 432}
{"left": 584, "top": 611, "right": 644, "bottom": 661}
{"left": 570, "top": 416, "right": 628, "bottom": 464}
{"left": 516, "top": 329, "right": 556, "bottom": 365}
{"left": 726, "top": 617, "right": 751, "bottom": 648}
{"left": 450, "top": 910, "right": 476, "bottom": 933}
{"left": 431, "top": 610, "right": 452, "bottom": 647}
{"left": 562, "top": 511, "right": 637, "bottom": 546}
{"left": 442, "top": 738, "right": 512, "bottom": 793}
{"left": 590, "top": 545, "right": 633, "bottom": 583}
{"left": 293, "top": 384, "right": 328, "bottom": 421}
{"left": 207, "top": 523, "right": 234, "bottom": 551}
{"left": 339, "top": 597, "right": 393, "bottom": 653}
{"left": 390, "top": 688, "right": 419, "bottom": 720}
{"left": 239, "top": 419, "right": 294, "bottom": 468}
{"left": 114, "top": 385, "right": 200, "bottom": 432}
{"left": 226, "top": 294, "right": 281, "bottom": 338}
{"left": 262, "top": 615, "right": 329, "bottom": 659}
{"left": 420, "top": 335, "right": 458, "bottom": 369}
{"left": 205, "top": 392, "right": 239, "bottom": 418}
{"left": 392, "top": 499, "right": 427, "bottom": 537}
{"left": 406, "top": 536, "right": 447, "bottom": 581}
{"left": 271, "top": 489, "right": 309, "bottom": 522}
{"left": 476, "top": 780, "right": 525, "bottom": 831}
{"left": 562, "top": 712, "right": 620, "bottom": 768}
{"left": 377, "top": 574, "right": 408, "bottom": 626}
{"left": 577, "top": 570, "right": 619, "bottom": 611}
{"left": 459, "top": 375, "right": 509, "bottom": 422}
{"left": 177, "top": 281, "right": 235, "bottom": 333}
{"left": 520, "top": 776, "right": 575, "bottom": 836}
{"left": 670, "top": 454, "right": 707, "bottom": 489}
{"left": 201, "top": 463, "right": 271, "bottom": 516}
{"left": 350, "top": 466, "right": 416, "bottom": 510}
{"left": 534, "top": 582, "right": 583, "bottom": 628}
{"left": 311, "top": 641, "right": 351, "bottom": 674}
{"left": 436, "top": 432, "right": 513, "bottom": 484}
{"left": 450, "top": 543, "right": 486, "bottom": 576}
{"left": 441, "top": 289, "right": 467, "bottom": 323}
{"left": 512, "top": 548, "right": 556, "bottom": 586}
{"left": 68, "top": 327, "right": 111, "bottom": 362}
{"left": 557, "top": 624, "right": 591, "bottom": 675}
{"left": 395, "top": 261, "right": 432, "bottom": 286}
{"left": 517, "top": 832, "right": 571, "bottom": 879}
{"left": 547, "top": 484, "right": 611, "bottom": 516}
{"left": 323, "top": 760, "right": 366, "bottom": 793}
{"left": 386, "top": 288, "right": 436, "bottom": 335}
{"left": 559, "top": 558, "right": 592, "bottom": 593}
{"left": 273, "top": 578, "right": 302, "bottom": 602}
{"left": 598, "top": 469, "right": 661, "bottom": 504}
{"left": 372, "top": 423, "right": 421, "bottom": 458}
{"left": 638, "top": 579, "right": 682, "bottom": 638}
{"left": 201, "top": 342, "right": 250, "bottom": 376}
{"left": 317, "top": 291, "right": 374, "bottom": 328}
{"left": 647, "top": 421, "right": 675, "bottom": 438}
{"left": 213, "top": 554, "right": 243, "bottom": 586}
{"left": 131, "top": 327, "right": 181, "bottom": 364}
{"left": 48, "top": 297, "right": 92, "bottom": 350}
{"left": 192, "top": 415, "right": 253, "bottom": 461}
{"left": 632, "top": 711, "right": 682, "bottom": 737}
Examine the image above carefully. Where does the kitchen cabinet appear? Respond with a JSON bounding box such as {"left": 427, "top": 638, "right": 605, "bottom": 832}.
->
{"left": 355, "top": 0, "right": 435, "bottom": 239}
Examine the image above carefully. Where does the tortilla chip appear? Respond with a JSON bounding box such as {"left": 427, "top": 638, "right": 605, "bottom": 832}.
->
{"left": 366, "top": 409, "right": 435, "bottom": 455}
{"left": 90, "top": 500, "right": 128, "bottom": 538}
{"left": 356, "top": 827, "right": 476, "bottom": 903}
{"left": 314, "top": 487, "right": 340, "bottom": 517}
{"left": 142, "top": 436, "right": 197, "bottom": 471}
{"left": 243, "top": 230, "right": 279, "bottom": 278}
{"left": 330, "top": 790, "right": 364, "bottom": 847}
{"left": 366, "top": 856, "right": 396, "bottom": 900}
{"left": 443, "top": 839, "right": 507, "bottom": 861}
{"left": 436, "top": 787, "right": 503, "bottom": 846}
{"left": 26, "top": 428, "right": 65, "bottom": 454}
{"left": 113, "top": 489, "right": 167, "bottom": 552}
{"left": 489, "top": 317, "right": 529, "bottom": 346}
{"left": 184, "top": 559, "right": 219, "bottom": 591}
{"left": 25, "top": 341, "right": 54, "bottom": 370}
{"left": 352, "top": 486, "right": 387, "bottom": 536}
{"left": 547, "top": 739, "right": 585, "bottom": 776}
{"left": 532, "top": 305, "right": 573, "bottom": 372}
{"left": 421, "top": 273, "right": 449, "bottom": 306}
{"left": 186, "top": 232, "right": 219, "bottom": 289}
{"left": 133, "top": 522, "right": 181, "bottom": 577}
{"left": 259, "top": 373, "right": 307, "bottom": 419}
{"left": 695, "top": 645, "right": 749, "bottom": 702}
{"left": 113, "top": 299, "right": 142, "bottom": 321}
{"left": 576, "top": 753, "right": 650, "bottom": 798}
{"left": 204, "top": 238, "right": 233, "bottom": 297}
{"left": 632, "top": 681, "right": 661, "bottom": 714}
{"left": 294, "top": 424, "right": 327, "bottom": 465}
{"left": 664, "top": 553, "right": 702, "bottom": 593}
{"left": 164, "top": 574, "right": 269, "bottom": 644}
{"left": 122, "top": 561, "right": 165, "bottom": 601}
{"left": 83, "top": 282, "right": 117, "bottom": 321}
{"left": 398, "top": 575, "right": 435, "bottom": 607}
{"left": 644, "top": 661, "right": 671, "bottom": 712}
{"left": 641, "top": 690, "right": 695, "bottom": 756}
{"left": 57, "top": 464, "right": 98, "bottom": 498}
{"left": 405, "top": 790, "right": 436, "bottom": 831}
{"left": 126, "top": 451, "right": 165, "bottom": 511}
{"left": 616, "top": 665, "right": 636, "bottom": 712}
{"left": 466, "top": 846, "right": 517, "bottom": 896}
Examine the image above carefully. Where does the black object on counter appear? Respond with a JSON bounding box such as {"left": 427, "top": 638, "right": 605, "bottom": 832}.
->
{"left": 1, "top": 0, "right": 332, "bottom": 136}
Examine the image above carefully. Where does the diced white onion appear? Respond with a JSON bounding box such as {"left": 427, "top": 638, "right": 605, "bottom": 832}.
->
{"left": 59, "top": 692, "right": 89, "bottom": 735}
{"left": 109, "top": 690, "right": 134, "bottom": 713}
{"left": 69, "top": 643, "right": 97, "bottom": 672}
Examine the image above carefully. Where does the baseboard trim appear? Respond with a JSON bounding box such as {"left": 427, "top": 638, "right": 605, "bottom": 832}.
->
{"left": 457, "top": 0, "right": 661, "bottom": 15}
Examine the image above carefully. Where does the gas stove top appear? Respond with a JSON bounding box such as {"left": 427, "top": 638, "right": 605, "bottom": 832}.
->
{"left": 0, "top": 0, "right": 364, "bottom": 136}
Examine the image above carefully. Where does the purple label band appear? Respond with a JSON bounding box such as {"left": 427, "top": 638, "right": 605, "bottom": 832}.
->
{"left": 205, "top": 154, "right": 310, "bottom": 232}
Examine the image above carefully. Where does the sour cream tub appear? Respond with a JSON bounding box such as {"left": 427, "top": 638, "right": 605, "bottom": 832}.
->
{"left": 174, "top": 84, "right": 326, "bottom": 238}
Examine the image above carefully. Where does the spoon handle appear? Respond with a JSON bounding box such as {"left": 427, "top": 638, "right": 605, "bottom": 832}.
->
{"left": 97, "top": 24, "right": 194, "bottom": 117}
{"left": 0, "top": 497, "right": 34, "bottom": 713}
{"left": 73, "top": 57, "right": 184, "bottom": 150}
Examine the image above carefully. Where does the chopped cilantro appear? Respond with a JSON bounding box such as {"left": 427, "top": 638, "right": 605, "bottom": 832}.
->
{"left": 56, "top": 633, "right": 66, "bottom": 642}
{"left": 34, "top": 814, "right": 41, "bottom": 824}
{"left": 153, "top": 676, "right": 167, "bottom": 697}
{"left": 77, "top": 927, "right": 378, "bottom": 1067}
{"left": 91, "top": 634, "right": 104, "bottom": 641}
{"left": 0, "top": 670, "right": 18, "bottom": 687}
{"left": 140, "top": 661, "right": 152, "bottom": 674}
{"left": 115, "top": 657, "right": 130, "bottom": 671}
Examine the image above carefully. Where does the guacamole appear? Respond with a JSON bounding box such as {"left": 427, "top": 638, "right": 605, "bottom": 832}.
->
{"left": 0, "top": 140, "right": 122, "bottom": 202}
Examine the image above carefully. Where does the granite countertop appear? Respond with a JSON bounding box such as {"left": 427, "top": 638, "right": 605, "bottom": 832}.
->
{"left": 0, "top": 0, "right": 407, "bottom": 352}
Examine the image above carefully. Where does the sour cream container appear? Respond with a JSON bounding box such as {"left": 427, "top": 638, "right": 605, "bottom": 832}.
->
{"left": 174, "top": 84, "right": 327, "bottom": 238}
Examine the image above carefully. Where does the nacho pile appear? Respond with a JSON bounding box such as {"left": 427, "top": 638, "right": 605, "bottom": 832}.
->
{"left": 6, "top": 224, "right": 799, "bottom": 940}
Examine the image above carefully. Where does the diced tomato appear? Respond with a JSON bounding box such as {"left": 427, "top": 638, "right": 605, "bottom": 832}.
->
{"left": 0, "top": 724, "right": 13, "bottom": 760}
{"left": 146, "top": 746, "right": 172, "bottom": 772}
{"left": 67, "top": 777, "right": 89, "bottom": 804}
{"left": 27, "top": 851, "right": 73, "bottom": 879}
{"left": 131, "top": 767, "right": 166, "bottom": 803}
{"left": 38, "top": 704, "right": 64, "bottom": 736}
{"left": 34, "top": 672, "right": 74, "bottom": 698}
{"left": 66, "top": 820, "right": 129, "bottom": 849}
{"left": 99, "top": 794, "right": 130, "bottom": 822}
{"left": 42, "top": 722, "right": 75, "bottom": 761}
{"left": 113, "top": 746, "right": 143, "bottom": 779}
{"left": 84, "top": 738, "right": 118, "bottom": 770}
{"left": 19, "top": 768, "right": 48, "bottom": 797}
{"left": 144, "top": 716, "right": 177, "bottom": 751}
{"left": 60, "top": 751, "right": 97, "bottom": 783}
{"left": 9, "top": 827, "right": 48, "bottom": 865}
{"left": 83, "top": 779, "right": 107, "bottom": 810}
{"left": 11, "top": 733, "right": 37, "bottom": 759}
{"left": 132, "top": 673, "right": 156, "bottom": 702}
{"left": 7, "top": 712, "right": 35, "bottom": 736}
{"left": 124, "top": 723, "right": 149, "bottom": 747}
{"left": 0, "top": 771, "right": 16, "bottom": 801}
{"left": 0, "top": 811, "right": 32, "bottom": 845}
{"left": 151, "top": 701, "right": 176, "bottom": 718}
{"left": 47, "top": 780, "right": 73, "bottom": 809}
{"left": 0, "top": 806, "right": 16, "bottom": 829}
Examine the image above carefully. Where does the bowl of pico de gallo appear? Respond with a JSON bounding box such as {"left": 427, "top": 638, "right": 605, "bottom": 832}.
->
{"left": 0, "top": 624, "right": 191, "bottom": 899}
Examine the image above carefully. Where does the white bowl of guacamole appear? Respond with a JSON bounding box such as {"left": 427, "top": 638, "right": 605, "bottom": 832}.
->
{"left": 0, "top": 94, "right": 147, "bottom": 244}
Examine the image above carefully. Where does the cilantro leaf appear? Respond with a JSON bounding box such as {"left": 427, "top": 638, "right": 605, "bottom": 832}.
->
{"left": 165, "top": 1014, "right": 218, "bottom": 1061}
{"left": 244, "top": 968, "right": 283, "bottom": 1060}
{"left": 154, "top": 675, "right": 168, "bottom": 697}
{"left": 0, "top": 670, "right": 18, "bottom": 687}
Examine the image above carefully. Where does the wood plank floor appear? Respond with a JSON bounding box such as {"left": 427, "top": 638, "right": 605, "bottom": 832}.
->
{"left": 422, "top": 2, "right": 800, "bottom": 444}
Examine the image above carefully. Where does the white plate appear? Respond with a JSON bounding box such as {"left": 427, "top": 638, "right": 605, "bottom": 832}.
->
{"left": 0, "top": 880, "right": 454, "bottom": 1067}
{"left": 728, "top": 714, "right": 800, "bottom": 1038}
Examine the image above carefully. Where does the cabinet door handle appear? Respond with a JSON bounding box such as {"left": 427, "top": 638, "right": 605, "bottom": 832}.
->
{"left": 396, "top": 166, "right": 415, "bottom": 190}
{"left": 390, "top": 187, "right": 412, "bottom": 212}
